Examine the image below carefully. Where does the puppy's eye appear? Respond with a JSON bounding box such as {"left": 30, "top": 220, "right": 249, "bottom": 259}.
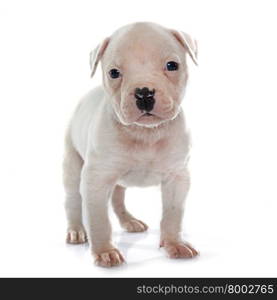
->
{"left": 166, "top": 61, "right": 179, "bottom": 71}
{"left": 109, "top": 68, "right": 121, "bottom": 79}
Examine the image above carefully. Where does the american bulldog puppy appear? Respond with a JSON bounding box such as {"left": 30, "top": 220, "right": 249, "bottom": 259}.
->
{"left": 63, "top": 22, "right": 198, "bottom": 267}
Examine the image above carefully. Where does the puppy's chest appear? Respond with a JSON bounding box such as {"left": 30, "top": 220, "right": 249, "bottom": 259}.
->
{"left": 118, "top": 144, "right": 186, "bottom": 187}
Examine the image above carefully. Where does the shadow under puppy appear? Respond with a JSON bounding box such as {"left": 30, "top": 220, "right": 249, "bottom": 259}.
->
{"left": 63, "top": 22, "right": 198, "bottom": 267}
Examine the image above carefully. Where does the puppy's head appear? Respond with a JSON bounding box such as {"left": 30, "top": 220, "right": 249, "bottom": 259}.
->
{"left": 90, "top": 22, "right": 197, "bottom": 127}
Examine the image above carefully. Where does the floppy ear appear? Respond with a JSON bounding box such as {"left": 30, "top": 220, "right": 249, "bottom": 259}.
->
{"left": 170, "top": 30, "right": 198, "bottom": 65}
{"left": 89, "top": 37, "right": 110, "bottom": 77}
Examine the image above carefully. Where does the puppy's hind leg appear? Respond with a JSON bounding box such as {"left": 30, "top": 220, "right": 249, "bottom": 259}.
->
{"left": 63, "top": 134, "right": 87, "bottom": 244}
{"left": 112, "top": 185, "right": 148, "bottom": 233}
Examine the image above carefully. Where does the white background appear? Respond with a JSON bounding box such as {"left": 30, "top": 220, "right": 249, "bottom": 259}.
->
{"left": 0, "top": 0, "right": 277, "bottom": 277}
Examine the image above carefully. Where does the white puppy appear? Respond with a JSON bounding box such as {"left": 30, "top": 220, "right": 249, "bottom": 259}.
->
{"left": 63, "top": 22, "right": 198, "bottom": 267}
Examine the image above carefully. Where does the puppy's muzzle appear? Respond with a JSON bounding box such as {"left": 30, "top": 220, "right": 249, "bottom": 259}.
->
{"left": 134, "top": 87, "right": 155, "bottom": 112}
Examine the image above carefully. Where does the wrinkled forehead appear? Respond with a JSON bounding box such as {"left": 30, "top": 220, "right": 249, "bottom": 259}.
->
{"left": 103, "top": 24, "right": 182, "bottom": 66}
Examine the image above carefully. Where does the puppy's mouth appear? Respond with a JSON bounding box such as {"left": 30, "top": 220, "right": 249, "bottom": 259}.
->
{"left": 143, "top": 112, "right": 153, "bottom": 116}
{"left": 139, "top": 111, "right": 158, "bottom": 119}
{"left": 135, "top": 111, "right": 163, "bottom": 125}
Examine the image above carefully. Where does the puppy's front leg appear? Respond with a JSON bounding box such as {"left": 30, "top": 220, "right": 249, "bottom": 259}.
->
{"left": 81, "top": 165, "right": 124, "bottom": 267}
{"left": 160, "top": 168, "right": 198, "bottom": 259}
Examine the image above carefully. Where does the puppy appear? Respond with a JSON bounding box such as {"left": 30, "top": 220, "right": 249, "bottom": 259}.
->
{"left": 63, "top": 22, "right": 198, "bottom": 267}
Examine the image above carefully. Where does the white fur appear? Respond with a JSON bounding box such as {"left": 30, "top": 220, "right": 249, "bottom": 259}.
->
{"left": 63, "top": 22, "right": 199, "bottom": 267}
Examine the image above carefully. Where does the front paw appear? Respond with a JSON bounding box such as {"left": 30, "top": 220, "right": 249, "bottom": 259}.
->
{"left": 94, "top": 248, "right": 125, "bottom": 267}
{"left": 161, "top": 240, "right": 199, "bottom": 259}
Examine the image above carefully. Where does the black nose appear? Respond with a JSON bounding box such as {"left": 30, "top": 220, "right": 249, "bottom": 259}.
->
{"left": 134, "top": 87, "right": 155, "bottom": 112}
